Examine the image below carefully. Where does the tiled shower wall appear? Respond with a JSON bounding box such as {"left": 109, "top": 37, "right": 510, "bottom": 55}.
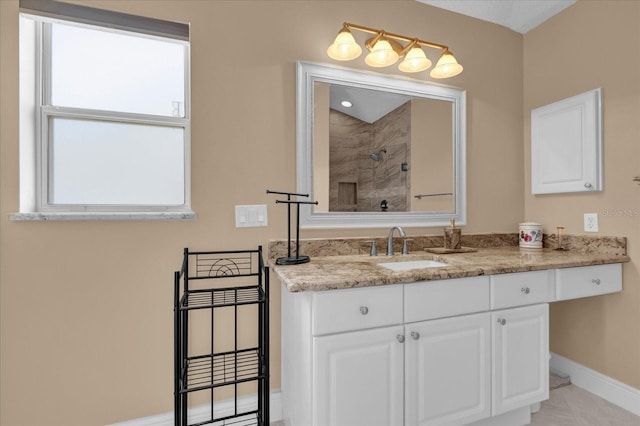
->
{"left": 329, "top": 102, "right": 411, "bottom": 212}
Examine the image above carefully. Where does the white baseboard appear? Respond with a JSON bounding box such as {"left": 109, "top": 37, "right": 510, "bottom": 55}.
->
{"left": 108, "top": 390, "right": 282, "bottom": 426}
{"left": 107, "top": 356, "right": 640, "bottom": 425}
{"left": 550, "top": 352, "right": 640, "bottom": 416}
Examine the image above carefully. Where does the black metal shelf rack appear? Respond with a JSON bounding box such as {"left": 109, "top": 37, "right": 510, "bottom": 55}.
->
{"left": 174, "top": 247, "right": 269, "bottom": 426}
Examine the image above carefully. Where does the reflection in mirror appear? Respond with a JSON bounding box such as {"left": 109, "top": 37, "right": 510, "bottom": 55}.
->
{"left": 314, "top": 83, "right": 453, "bottom": 213}
{"left": 297, "top": 61, "right": 466, "bottom": 228}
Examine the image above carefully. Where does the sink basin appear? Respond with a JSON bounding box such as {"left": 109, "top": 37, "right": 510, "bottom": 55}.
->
{"left": 378, "top": 259, "right": 449, "bottom": 271}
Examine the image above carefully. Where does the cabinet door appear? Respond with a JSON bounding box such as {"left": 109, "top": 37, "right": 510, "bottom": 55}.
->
{"left": 313, "top": 325, "right": 404, "bottom": 426}
{"left": 405, "top": 312, "right": 491, "bottom": 426}
{"left": 531, "top": 88, "right": 602, "bottom": 194}
{"left": 492, "top": 303, "right": 549, "bottom": 415}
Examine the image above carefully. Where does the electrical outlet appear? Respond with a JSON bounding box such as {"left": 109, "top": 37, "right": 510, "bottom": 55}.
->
{"left": 584, "top": 213, "right": 598, "bottom": 232}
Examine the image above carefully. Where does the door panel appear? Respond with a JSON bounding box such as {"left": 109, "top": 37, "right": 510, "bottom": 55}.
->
{"left": 405, "top": 312, "right": 491, "bottom": 426}
{"left": 492, "top": 304, "right": 549, "bottom": 415}
{"left": 314, "top": 325, "right": 404, "bottom": 426}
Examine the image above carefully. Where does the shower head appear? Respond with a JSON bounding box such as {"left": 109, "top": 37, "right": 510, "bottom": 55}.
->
{"left": 370, "top": 148, "right": 387, "bottom": 161}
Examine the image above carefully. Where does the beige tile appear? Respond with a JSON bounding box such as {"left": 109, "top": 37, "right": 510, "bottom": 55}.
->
{"left": 531, "top": 384, "right": 640, "bottom": 426}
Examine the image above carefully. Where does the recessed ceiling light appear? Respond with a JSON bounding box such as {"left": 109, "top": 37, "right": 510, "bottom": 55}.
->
{"left": 341, "top": 100, "right": 353, "bottom": 108}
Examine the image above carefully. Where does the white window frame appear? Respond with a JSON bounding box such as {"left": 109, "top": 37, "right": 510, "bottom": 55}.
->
{"left": 13, "top": 8, "right": 194, "bottom": 221}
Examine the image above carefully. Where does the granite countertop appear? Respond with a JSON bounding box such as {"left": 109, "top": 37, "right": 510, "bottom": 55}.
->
{"left": 273, "top": 246, "right": 630, "bottom": 292}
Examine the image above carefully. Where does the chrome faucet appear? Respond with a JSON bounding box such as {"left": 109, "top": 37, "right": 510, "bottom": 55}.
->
{"left": 386, "top": 226, "right": 406, "bottom": 255}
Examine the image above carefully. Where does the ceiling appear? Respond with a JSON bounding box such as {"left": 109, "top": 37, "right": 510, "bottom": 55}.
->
{"left": 418, "top": 0, "right": 576, "bottom": 34}
{"left": 329, "top": 85, "right": 411, "bottom": 123}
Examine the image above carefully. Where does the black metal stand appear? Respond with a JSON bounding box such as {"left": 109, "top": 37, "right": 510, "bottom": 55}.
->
{"left": 266, "top": 190, "right": 318, "bottom": 265}
{"left": 174, "top": 247, "right": 269, "bottom": 426}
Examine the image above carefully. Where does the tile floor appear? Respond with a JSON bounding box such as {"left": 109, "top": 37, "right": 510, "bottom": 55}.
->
{"left": 530, "top": 382, "right": 640, "bottom": 425}
{"left": 272, "top": 374, "right": 640, "bottom": 426}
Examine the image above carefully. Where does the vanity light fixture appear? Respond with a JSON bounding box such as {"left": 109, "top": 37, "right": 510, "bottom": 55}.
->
{"left": 398, "top": 40, "right": 432, "bottom": 73}
{"left": 364, "top": 33, "right": 399, "bottom": 67}
{"left": 327, "top": 22, "right": 463, "bottom": 79}
{"left": 430, "top": 49, "right": 464, "bottom": 79}
{"left": 326, "top": 24, "right": 362, "bottom": 61}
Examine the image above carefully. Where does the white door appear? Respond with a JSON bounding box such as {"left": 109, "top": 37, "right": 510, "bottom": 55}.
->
{"left": 492, "top": 303, "right": 549, "bottom": 415}
{"left": 405, "top": 312, "right": 491, "bottom": 426}
{"left": 313, "top": 325, "right": 404, "bottom": 426}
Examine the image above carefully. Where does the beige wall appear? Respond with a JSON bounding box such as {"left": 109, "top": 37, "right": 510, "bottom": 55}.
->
{"left": 1, "top": 1, "right": 525, "bottom": 424}
{"left": 523, "top": 0, "right": 640, "bottom": 389}
{"left": 313, "top": 82, "right": 330, "bottom": 210}
{"left": 411, "top": 98, "right": 453, "bottom": 212}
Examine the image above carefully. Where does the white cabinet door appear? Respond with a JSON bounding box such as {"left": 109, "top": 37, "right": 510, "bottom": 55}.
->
{"left": 405, "top": 312, "right": 491, "bottom": 426}
{"left": 313, "top": 325, "right": 404, "bottom": 426}
{"left": 531, "top": 88, "right": 602, "bottom": 194}
{"left": 492, "top": 304, "right": 549, "bottom": 415}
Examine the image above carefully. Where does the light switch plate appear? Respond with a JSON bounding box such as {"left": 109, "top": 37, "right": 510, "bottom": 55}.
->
{"left": 584, "top": 213, "right": 598, "bottom": 232}
{"left": 236, "top": 205, "right": 268, "bottom": 228}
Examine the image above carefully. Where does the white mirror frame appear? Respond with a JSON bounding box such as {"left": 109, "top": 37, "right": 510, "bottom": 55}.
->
{"left": 296, "top": 61, "right": 467, "bottom": 229}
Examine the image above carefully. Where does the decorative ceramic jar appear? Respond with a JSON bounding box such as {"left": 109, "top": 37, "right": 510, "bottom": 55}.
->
{"left": 519, "top": 222, "right": 543, "bottom": 249}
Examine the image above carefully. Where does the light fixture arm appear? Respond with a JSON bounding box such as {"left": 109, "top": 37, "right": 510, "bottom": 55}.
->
{"left": 399, "top": 38, "right": 420, "bottom": 56}
{"left": 343, "top": 22, "right": 449, "bottom": 53}
{"left": 364, "top": 31, "right": 384, "bottom": 51}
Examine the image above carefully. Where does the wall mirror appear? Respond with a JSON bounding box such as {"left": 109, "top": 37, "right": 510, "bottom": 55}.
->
{"left": 296, "top": 61, "right": 466, "bottom": 228}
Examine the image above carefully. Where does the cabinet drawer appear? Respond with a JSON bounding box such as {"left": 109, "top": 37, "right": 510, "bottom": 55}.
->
{"left": 312, "top": 285, "right": 403, "bottom": 335}
{"left": 404, "top": 276, "right": 490, "bottom": 323}
{"left": 555, "top": 264, "right": 622, "bottom": 301}
{"left": 491, "top": 270, "right": 552, "bottom": 309}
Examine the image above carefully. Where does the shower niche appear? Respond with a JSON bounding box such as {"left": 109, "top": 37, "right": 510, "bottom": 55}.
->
{"left": 337, "top": 182, "right": 358, "bottom": 210}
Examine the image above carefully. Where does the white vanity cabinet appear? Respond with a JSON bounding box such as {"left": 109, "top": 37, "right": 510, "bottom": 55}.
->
{"left": 281, "top": 263, "right": 622, "bottom": 426}
{"left": 312, "top": 284, "right": 405, "bottom": 426}
{"left": 403, "top": 277, "right": 492, "bottom": 426}
{"left": 403, "top": 275, "right": 548, "bottom": 426}
{"left": 405, "top": 312, "right": 491, "bottom": 426}
{"left": 492, "top": 304, "right": 549, "bottom": 416}
{"left": 314, "top": 325, "right": 405, "bottom": 426}
{"left": 281, "top": 284, "right": 405, "bottom": 426}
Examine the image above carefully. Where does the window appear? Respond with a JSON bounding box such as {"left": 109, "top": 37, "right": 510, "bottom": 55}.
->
{"left": 15, "top": 1, "right": 193, "bottom": 220}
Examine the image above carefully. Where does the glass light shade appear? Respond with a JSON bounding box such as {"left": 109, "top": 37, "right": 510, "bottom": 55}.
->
{"left": 398, "top": 46, "right": 432, "bottom": 73}
{"left": 430, "top": 50, "right": 463, "bottom": 79}
{"left": 327, "top": 29, "right": 362, "bottom": 61}
{"left": 365, "top": 39, "right": 399, "bottom": 67}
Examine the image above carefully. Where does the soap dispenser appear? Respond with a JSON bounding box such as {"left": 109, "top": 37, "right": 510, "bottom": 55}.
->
{"left": 444, "top": 219, "right": 462, "bottom": 250}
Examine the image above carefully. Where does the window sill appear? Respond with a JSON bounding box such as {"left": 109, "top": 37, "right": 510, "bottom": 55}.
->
{"left": 10, "top": 211, "right": 197, "bottom": 221}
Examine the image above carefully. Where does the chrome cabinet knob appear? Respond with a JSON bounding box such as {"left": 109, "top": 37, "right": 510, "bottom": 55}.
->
{"left": 521, "top": 287, "right": 531, "bottom": 294}
{"left": 410, "top": 331, "right": 420, "bottom": 340}
{"left": 360, "top": 306, "right": 369, "bottom": 315}
{"left": 497, "top": 318, "right": 507, "bottom": 326}
{"left": 584, "top": 182, "right": 593, "bottom": 188}
{"left": 396, "top": 334, "right": 405, "bottom": 343}
{"left": 592, "top": 278, "right": 601, "bottom": 285}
